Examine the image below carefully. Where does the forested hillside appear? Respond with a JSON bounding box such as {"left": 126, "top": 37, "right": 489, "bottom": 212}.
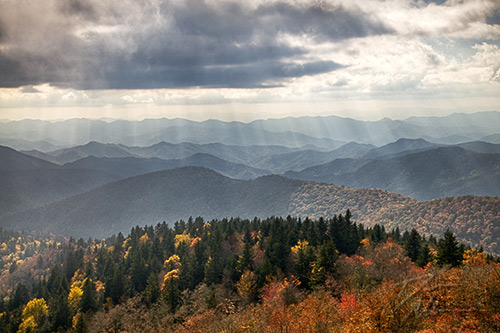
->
{"left": 0, "top": 214, "right": 498, "bottom": 332}
{"left": 286, "top": 146, "right": 500, "bottom": 200}
{"left": 3, "top": 166, "right": 499, "bottom": 253}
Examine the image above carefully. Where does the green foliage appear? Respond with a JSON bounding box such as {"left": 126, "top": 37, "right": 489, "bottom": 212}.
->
{"left": 436, "top": 229, "right": 464, "bottom": 267}
{"left": 0, "top": 212, "right": 486, "bottom": 331}
{"left": 80, "top": 278, "right": 97, "bottom": 313}
{"left": 405, "top": 229, "right": 421, "bottom": 262}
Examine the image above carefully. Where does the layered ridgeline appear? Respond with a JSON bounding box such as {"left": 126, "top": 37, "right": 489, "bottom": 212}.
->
{"left": 1, "top": 166, "right": 499, "bottom": 253}
{"left": 0, "top": 146, "right": 119, "bottom": 215}
{"left": 285, "top": 146, "right": 500, "bottom": 200}
{"left": 2, "top": 111, "right": 500, "bottom": 149}
{"left": 21, "top": 139, "right": 500, "bottom": 200}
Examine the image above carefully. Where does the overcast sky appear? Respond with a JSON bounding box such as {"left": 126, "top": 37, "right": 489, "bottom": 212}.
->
{"left": 0, "top": 0, "right": 499, "bottom": 121}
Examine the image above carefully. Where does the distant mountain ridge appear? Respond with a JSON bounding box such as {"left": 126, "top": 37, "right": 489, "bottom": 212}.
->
{"left": 0, "top": 146, "right": 119, "bottom": 215}
{"left": 1, "top": 166, "right": 499, "bottom": 254}
{"left": 64, "top": 153, "right": 271, "bottom": 180}
{"left": 286, "top": 146, "right": 500, "bottom": 200}
{"left": 18, "top": 138, "right": 500, "bottom": 200}
{"left": 1, "top": 111, "right": 499, "bottom": 148}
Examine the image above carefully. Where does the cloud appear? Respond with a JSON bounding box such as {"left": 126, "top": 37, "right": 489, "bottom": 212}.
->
{"left": 0, "top": 0, "right": 387, "bottom": 89}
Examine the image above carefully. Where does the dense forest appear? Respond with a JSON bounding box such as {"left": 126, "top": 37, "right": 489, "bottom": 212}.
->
{"left": 1, "top": 212, "right": 499, "bottom": 332}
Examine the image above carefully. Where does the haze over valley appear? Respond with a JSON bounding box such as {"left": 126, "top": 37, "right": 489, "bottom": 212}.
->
{"left": 1, "top": 111, "right": 499, "bottom": 252}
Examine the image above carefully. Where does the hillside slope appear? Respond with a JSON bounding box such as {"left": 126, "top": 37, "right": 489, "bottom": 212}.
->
{"left": 1, "top": 167, "right": 499, "bottom": 253}
{"left": 287, "top": 147, "right": 500, "bottom": 200}
{"left": 0, "top": 167, "right": 303, "bottom": 238}
{"left": 0, "top": 146, "right": 120, "bottom": 215}
{"left": 64, "top": 153, "right": 271, "bottom": 180}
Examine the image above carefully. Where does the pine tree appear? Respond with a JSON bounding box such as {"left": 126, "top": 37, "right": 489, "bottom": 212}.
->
{"left": 294, "top": 244, "right": 316, "bottom": 289}
{"left": 436, "top": 229, "right": 463, "bottom": 267}
{"left": 74, "top": 312, "right": 87, "bottom": 333}
{"left": 144, "top": 273, "right": 160, "bottom": 306}
{"left": 404, "top": 229, "right": 421, "bottom": 262}
{"left": 416, "top": 244, "right": 432, "bottom": 268}
{"left": 50, "top": 293, "right": 71, "bottom": 331}
{"left": 80, "top": 278, "right": 97, "bottom": 313}
{"left": 310, "top": 240, "right": 338, "bottom": 288}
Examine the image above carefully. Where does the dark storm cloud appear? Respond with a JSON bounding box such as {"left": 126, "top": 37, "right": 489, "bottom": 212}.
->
{"left": 0, "top": 0, "right": 389, "bottom": 89}
{"left": 60, "top": 0, "right": 99, "bottom": 21}
{"left": 254, "top": 2, "right": 391, "bottom": 41}
{"left": 101, "top": 60, "right": 343, "bottom": 89}
{"left": 486, "top": 8, "right": 500, "bottom": 25}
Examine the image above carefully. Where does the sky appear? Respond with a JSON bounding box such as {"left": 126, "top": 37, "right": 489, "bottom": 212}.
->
{"left": 0, "top": 0, "right": 499, "bottom": 122}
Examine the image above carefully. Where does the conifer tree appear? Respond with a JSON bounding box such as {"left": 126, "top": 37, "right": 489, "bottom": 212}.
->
{"left": 50, "top": 293, "right": 71, "bottom": 331}
{"left": 144, "top": 272, "right": 160, "bottom": 306}
{"left": 80, "top": 278, "right": 97, "bottom": 313}
{"left": 405, "top": 229, "right": 421, "bottom": 262}
{"left": 436, "top": 229, "right": 463, "bottom": 267}
{"left": 416, "top": 244, "right": 432, "bottom": 268}
{"left": 294, "top": 243, "right": 316, "bottom": 288}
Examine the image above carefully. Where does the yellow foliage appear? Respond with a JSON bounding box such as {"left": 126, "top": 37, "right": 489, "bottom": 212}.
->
{"left": 17, "top": 315, "right": 36, "bottom": 333}
{"left": 164, "top": 254, "right": 181, "bottom": 271}
{"left": 237, "top": 270, "right": 257, "bottom": 304}
{"left": 139, "top": 233, "right": 149, "bottom": 244}
{"left": 95, "top": 280, "right": 105, "bottom": 294}
{"left": 174, "top": 234, "right": 192, "bottom": 249}
{"left": 19, "top": 298, "right": 48, "bottom": 332}
{"left": 463, "top": 249, "right": 488, "bottom": 267}
{"left": 68, "top": 284, "right": 83, "bottom": 311}
{"left": 164, "top": 269, "right": 180, "bottom": 282}
{"left": 360, "top": 238, "right": 371, "bottom": 249}
{"left": 291, "top": 240, "right": 309, "bottom": 255}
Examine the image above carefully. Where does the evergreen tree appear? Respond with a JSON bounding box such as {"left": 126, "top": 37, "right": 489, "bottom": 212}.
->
{"left": 294, "top": 244, "right": 316, "bottom": 289}
{"left": 144, "top": 273, "right": 160, "bottom": 306}
{"left": 416, "top": 244, "right": 432, "bottom": 268}
{"left": 237, "top": 231, "right": 253, "bottom": 273}
{"left": 310, "top": 240, "right": 338, "bottom": 288}
{"left": 74, "top": 313, "right": 87, "bottom": 333}
{"left": 436, "top": 229, "right": 463, "bottom": 267}
{"left": 163, "top": 276, "right": 181, "bottom": 313}
{"left": 50, "top": 293, "right": 71, "bottom": 331}
{"left": 129, "top": 250, "right": 148, "bottom": 292}
{"left": 9, "top": 283, "right": 29, "bottom": 311}
{"left": 80, "top": 278, "right": 97, "bottom": 313}
{"left": 405, "top": 229, "right": 421, "bottom": 262}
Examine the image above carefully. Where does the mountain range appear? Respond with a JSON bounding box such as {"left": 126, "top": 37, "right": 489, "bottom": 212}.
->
{"left": 1, "top": 166, "right": 499, "bottom": 254}
{"left": 17, "top": 135, "right": 500, "bottom": 201}
{"left": 1, "top": 111, "right": 499, "bottom": 252}
{"left": 2, "top": 111, "right": 500, "bottom": 149}
{"left": 285, "top": 146, "right": 500, "bottom": 200}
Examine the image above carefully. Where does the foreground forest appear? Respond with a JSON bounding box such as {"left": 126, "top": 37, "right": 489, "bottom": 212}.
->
{"left": 1, "top": 212, "right": 499, "bottom": 332}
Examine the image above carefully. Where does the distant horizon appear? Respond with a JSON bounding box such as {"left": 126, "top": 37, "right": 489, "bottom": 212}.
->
{"left": 1, "top": 107, "right": 498, "bottom": 124}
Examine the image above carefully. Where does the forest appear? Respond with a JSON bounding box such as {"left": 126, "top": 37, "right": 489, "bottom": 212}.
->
{"left": 0, "top": 211, "right": 499, "bottom": 332}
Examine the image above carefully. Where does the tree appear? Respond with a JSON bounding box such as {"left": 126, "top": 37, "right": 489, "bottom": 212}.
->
{"left": 237, "top": 232, "right": 254, "bottom": 273}
{"left": 50, "top": 293, "right": 71, "bottom": 331}
{"left": 294, "top": 241, "right": 316, "bottom": 289}
{"left": 416, "top": 244, "right": 432, "bottom": 268}
{"left": 144, "top": 273, "right": 160, "bottom": 306}
{"left": 19, "top": 298, "right": 48, "bottom": 332}
{"left": 162, "top": 255, "right": 182, "bottom": 312}
{"left": 74, "top": 312, "right": 87, "bottom": 333}
{"left": 404, "top": 229, "right": 421, "bottom": 262}
{"left": 9, "top": 283, "right": 30, "bottom": 311}
{"left": 237, "top": 270, "right": 258, "bottom": 305}
{"left": 436, "top": 229, "right": 463, "bottom": 267}
{"left": 310, "top": 240, "right": 338, "bottom": 288}
{"left": 80, "top": 278, "right": 97, "bottom": 313}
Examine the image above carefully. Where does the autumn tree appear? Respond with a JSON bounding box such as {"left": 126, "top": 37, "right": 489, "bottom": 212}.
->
{"left": 18, "top": 298, "right": 48, "bottom": 333}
